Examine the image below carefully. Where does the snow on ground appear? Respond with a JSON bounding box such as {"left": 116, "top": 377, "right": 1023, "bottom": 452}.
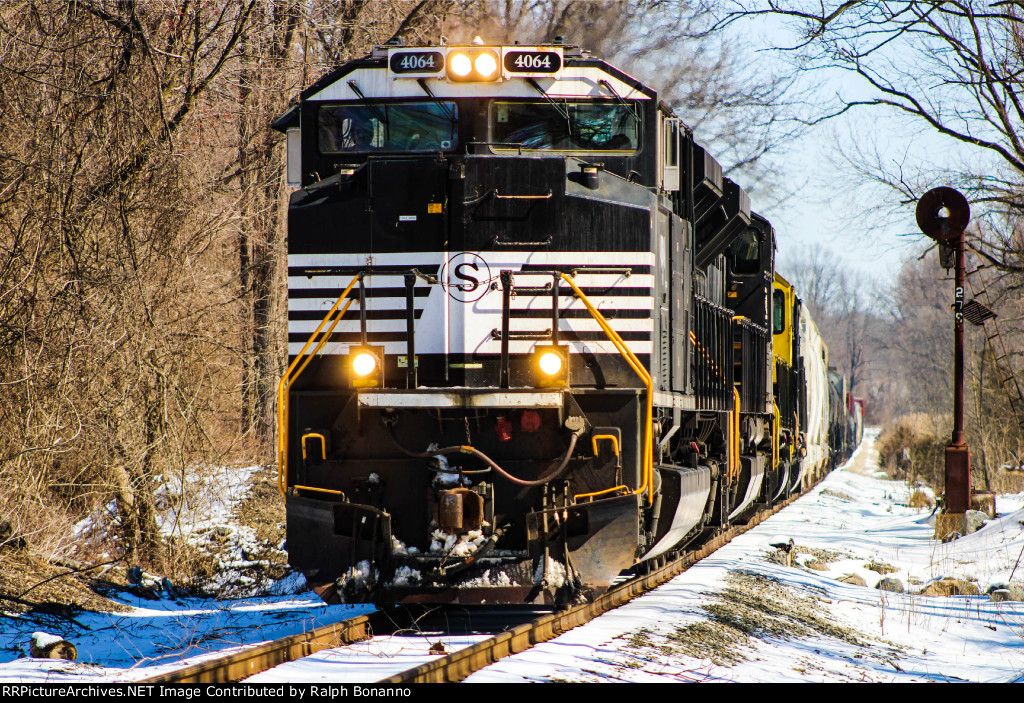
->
{"left": 5, "top": 429, "right": 1024, "bottom": 682}
{"left": 246, "top": 634, "right": 494, "bottom": 683}
{"left": 0, "top": 462, "right": 375, "bottom": 681}
{"left": 0, "top": 592, "right": 374, "bottom": 681}
{"left": 466, "top": 429, "right": 1024, "bottom": 683}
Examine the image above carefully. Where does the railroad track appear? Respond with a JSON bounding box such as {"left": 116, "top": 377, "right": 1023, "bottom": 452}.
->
{"left": 142, "top": 489, "right": 804, "bottom": 685}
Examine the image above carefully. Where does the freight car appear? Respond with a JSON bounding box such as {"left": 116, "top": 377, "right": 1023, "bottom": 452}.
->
{"left": 271, "top": 38, "right": 859, "bottom": 606}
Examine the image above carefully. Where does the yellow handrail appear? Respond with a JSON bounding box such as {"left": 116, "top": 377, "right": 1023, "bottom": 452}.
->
{"left": 292, "top": 484, "right": 345, "bottom": 496}
{"left": 574, "top": 485, "right": 630, "bottom": 501}
{"left": 301, "top": 432, "right": 328, "bottom": 461}
{"left": 559, "top": 273, "right": 654, "bottom": 504}
{"left": 277, "top": 276, "right": 360, "bottom": 495}
{"left": 730, "top": 387, "right": 741, "bottom": 481}
{"left": 772, "top": 401, "right": 781, "bottom": 471}
{"left": 591, "top": 434, "right": 620, "bottom": 456}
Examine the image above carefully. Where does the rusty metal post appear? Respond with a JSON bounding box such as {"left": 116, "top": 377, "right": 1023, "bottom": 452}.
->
{"left": 946, "top": 227, "right": 971, "bottom": 514}
{"left": 916, "top": 187, "right": 971, "bottom": 537}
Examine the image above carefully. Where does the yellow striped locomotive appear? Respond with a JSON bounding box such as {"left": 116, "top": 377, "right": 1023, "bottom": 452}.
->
{"left": 272, "top": 40, "right": 862, "bottom": 606}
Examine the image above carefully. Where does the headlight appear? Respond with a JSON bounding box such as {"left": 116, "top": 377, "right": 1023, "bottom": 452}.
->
{"left": 352, "top": 352, "right": 377, "bottom": 376}
{"left": 538, "top": 352, "right": 563, "bottom": 376}
{"left": 348, "top": 346, "right": 383, "bottom": 388}
{"left": 474, "top": 52, "right": 498, "bottom": 78}
{"left": 533, "top": 345, "right": 568, "bottom": 387}
{"left": 448, "top": 52, "right": 472, "bottom": 77}
{"left": 446, "top": 48, "right": 500, "bottom": 82}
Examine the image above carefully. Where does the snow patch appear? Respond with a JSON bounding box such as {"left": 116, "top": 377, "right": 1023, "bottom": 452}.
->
{"left": 430, "top": 529, "right": 486, "bottom": 556}
{"left": 391, "top": 536, "right": 420, "bottom": 556}
{"left": 533, "top": 556, "right": 567, "bottom": 588}
{"left": 267, "top": 571, "right": 307, "bottom": 596}
{"left": 391, "top": 566, "right": 422, "bottom": 586}
{"left": 31, "top": 632, "right": 63, "bottom": 649}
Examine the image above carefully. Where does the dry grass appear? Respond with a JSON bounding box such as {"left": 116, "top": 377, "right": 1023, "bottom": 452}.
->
{"left": 908, "top": 490, "right": 935, "bottom": 509}
{"left": 821, "top": 488, "right": 855, "bottom": 502}
{"left": 878, "top": 414, "right": 1024, "bottom": 497}
{"left": 865, "top": 561, "right": 899, "bottom": 575}
{"left": 765, "top": 544, "right": 852, "bottom": 568}
{"left": 621, "top": 571, "right": 869, "bottom": 668}
{"left": 876, "top": 418, "right": 947, "bottom": 486}
{"left": 0, "top": 464, "right": 289, "bottom": 611}
{"left": 0, "top": 552, "right": 129, "bottom": 616}
{"left": 989, "top": 470, "right": 1024, "bottom": 495}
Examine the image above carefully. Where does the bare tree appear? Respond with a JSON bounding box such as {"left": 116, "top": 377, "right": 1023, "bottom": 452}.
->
{"left": 718, "top": 1, "right": 1024, "bottom": 274}
{"left": 0, "top": 0, "right": 457, "bottom": 569}
{"left": 781, "top": 244, "right": 878, "bottom": 396}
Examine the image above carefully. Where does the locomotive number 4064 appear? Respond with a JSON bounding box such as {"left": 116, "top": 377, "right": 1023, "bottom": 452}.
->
{"left": 504, "top": 51, "right": 562, "bottom": 73}
{"left": 389, "top": 51, "right": 444, "bottom": 74}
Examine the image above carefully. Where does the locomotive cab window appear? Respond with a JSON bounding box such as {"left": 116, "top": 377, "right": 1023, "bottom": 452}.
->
{"left": 662, "top": 117, "right": 680, "bottom": 191}
{"left": 490, "top": 101, "right": 639, "bottom": 153}
{"left": 318, "top": 101, "right": 457, "bottom": 154}
{"left": 729, "top": 228, "right": 760, "bottom": 276}
{"left": 773, "top": 289, "right": 786, "bottom": 334}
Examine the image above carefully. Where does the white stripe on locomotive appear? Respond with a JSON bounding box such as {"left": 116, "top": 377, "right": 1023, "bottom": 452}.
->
{"left": 287, "top": 252, "right": 655, "bottom": 358}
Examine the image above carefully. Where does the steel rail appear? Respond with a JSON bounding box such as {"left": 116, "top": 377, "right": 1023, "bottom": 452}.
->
{"left": 139, "top": 609, "right": 393, "bottom": 684}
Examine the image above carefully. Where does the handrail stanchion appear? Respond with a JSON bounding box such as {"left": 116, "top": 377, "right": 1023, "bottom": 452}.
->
{"left": 277, "top": 275, "right": 359, "bottom": 496}
{"left": 559, "top": 273, "right": 654, "bottom": 504}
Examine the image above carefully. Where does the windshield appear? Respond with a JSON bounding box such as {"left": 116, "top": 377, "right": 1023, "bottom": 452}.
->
{"left": 491, "top": 101, "right": 639, "bottom": 152}
{"left": 318, "top": 102, "right": 457, "bottom": 154}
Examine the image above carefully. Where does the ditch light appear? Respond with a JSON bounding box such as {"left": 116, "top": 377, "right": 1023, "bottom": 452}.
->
{"left": 534, "top": 345, "right": 569, "bottom": 387}
{"left": 349, "top": 346, "right": 383, "bottom": 388}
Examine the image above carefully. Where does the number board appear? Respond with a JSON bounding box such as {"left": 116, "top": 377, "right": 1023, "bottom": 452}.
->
{"left": 503, "top": 49, "right": 562, "bottom": 77}
{"left": 388, "top": 50, "right": 444, "bottom": 77}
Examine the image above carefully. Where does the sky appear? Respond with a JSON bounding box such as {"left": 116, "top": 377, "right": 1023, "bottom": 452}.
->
{"left": 722, "top": 10, "right": 972, "bottom": 286}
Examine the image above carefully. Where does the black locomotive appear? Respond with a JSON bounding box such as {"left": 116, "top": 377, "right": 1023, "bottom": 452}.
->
{"left": 271, "top": 40, "right": 863, "bottom": 606}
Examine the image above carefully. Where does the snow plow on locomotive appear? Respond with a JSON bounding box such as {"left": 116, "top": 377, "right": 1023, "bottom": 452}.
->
{"left": 272, "top": 40, "right": 859, "bottom": 606}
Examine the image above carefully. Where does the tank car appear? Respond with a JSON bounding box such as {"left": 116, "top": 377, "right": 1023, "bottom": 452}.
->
{"left": 271, "top": 39, "right": 845, "bottom": 606}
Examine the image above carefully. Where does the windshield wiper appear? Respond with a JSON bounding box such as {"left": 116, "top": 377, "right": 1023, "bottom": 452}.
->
{"left": 527, "top": 77, "right": 572, "bottom": 136}
{"left": 347, "top": 80, "right": 390, "bottom": 139}
{"left": 598, "top": 79, "right": 640, "bottom": 122}
{"left": 416, "top": 79, "right": 457, "bottom": 137}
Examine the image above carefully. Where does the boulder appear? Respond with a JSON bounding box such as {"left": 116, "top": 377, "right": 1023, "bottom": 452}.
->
{"left": 839, "top": 573, "right": 867, "bottom": 587}
{"left": 876, "top": 577, "right": 904, "bottom": 593}
{"left": 919, "top": 578, "right": 979, "bottom": 597}
{"left": 965, "top": 510, "right": 989, "bottom": 534}
{"left": 986, "top": 583, "right": 1024, "bottom": 601}
{"left": 29, "top": 632, "right": 76, "bottom": 661}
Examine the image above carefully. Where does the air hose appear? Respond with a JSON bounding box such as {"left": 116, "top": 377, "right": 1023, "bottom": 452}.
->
{"left": 385, "top": 425, "right": 582, "bottom": 487}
